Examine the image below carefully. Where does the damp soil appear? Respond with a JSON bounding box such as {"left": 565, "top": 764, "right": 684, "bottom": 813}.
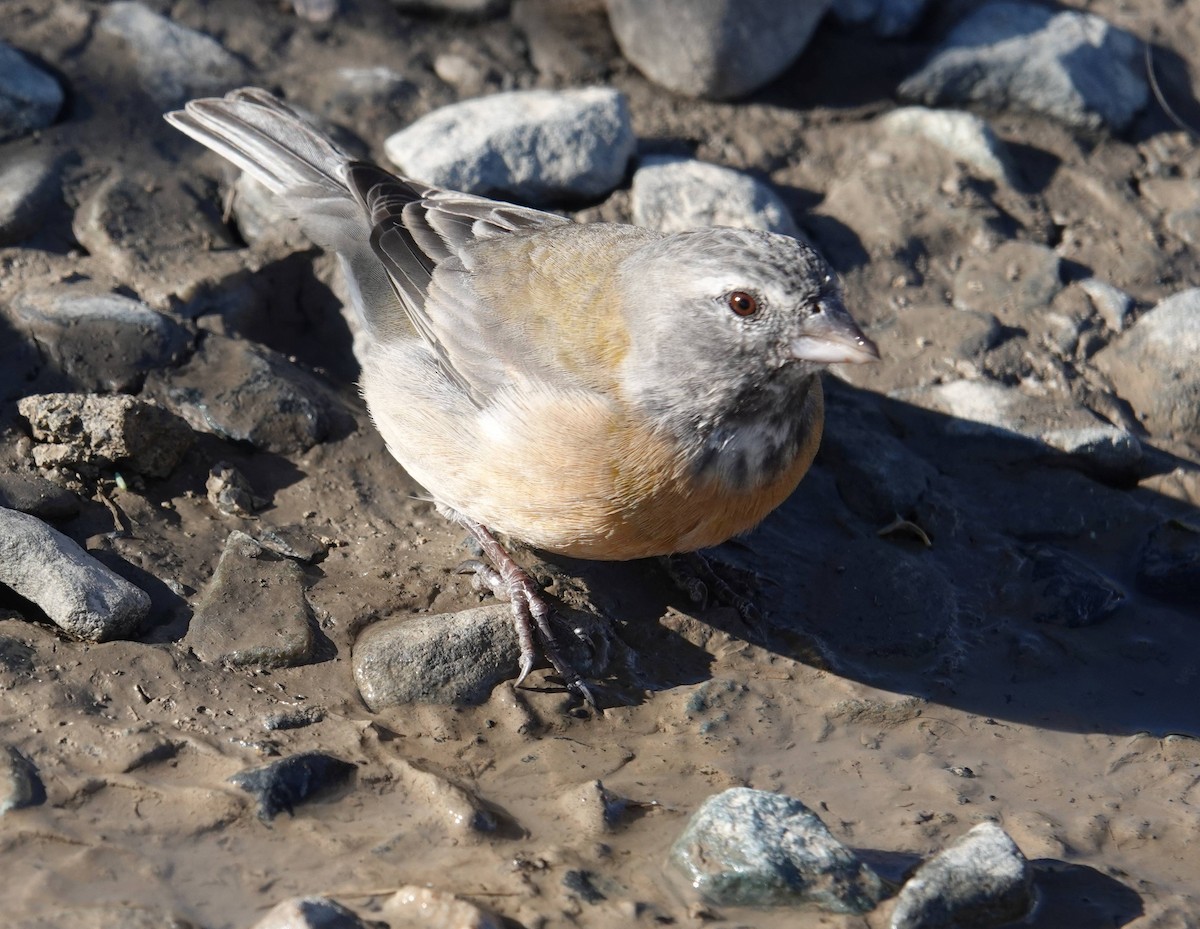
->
{"left": 1, "top": 1, "right": 1200, "bottom": 927}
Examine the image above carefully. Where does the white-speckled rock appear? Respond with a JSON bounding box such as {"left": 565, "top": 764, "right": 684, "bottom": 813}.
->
{"left": 667, "top": 787, "right": 886, "bottom": 912}
{"left": 385, "top": 88, "right": 633, "bottom": 204}
{"left": 631, "top": 156, "right": 800, "bottom": 236}
{"left": 1093, "top": 288, "right": 1200, "bottom": 436}
{"left": 891, "top": 822, "right": 1033, "bottom": 929}
{"left": 892, "top": 379, "right": 1142, "bottom": 476}
{"left": 879, "top": 107, "right": 1014, "bottom": 185}
{"left": 900, "top": 2, "right": 1147, "bottom": 131}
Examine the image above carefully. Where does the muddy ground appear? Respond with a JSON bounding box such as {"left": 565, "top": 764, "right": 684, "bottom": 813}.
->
{"left": 1, "top": 0, "right": 1199, "bottom": 927}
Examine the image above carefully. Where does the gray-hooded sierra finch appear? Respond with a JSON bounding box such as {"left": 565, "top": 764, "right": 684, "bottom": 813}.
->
{"left": 167, "top": 89, "right": 879, "bottom": 704}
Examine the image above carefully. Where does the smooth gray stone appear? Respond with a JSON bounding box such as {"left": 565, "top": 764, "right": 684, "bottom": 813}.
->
{"left": 1093, "top": 288, "right": 1200, "bottom": 436}
{"left": 890, "top": 822, "right": 1033, "bottom": 929}
{"left": 630, "top": 156, "right": 799, "bottom": 237}
{"left": 8, "top": 290, "right": 191, "bottom": 392}
{"left": 667, "top": 787, "right": 886, "bottom": 912}
{"left": 384, "top": 87, "right": 634, "bottom": 204}
{"left": 0, "top": 42, "right": 63, "bottom": 143}
{"left": 18, "top": 392, "right": 193, "bottom": 479}
{"left": 0, "top": 506, "right": 150, "bottom": 642}
{"left": 606, "top": 0, "right": 831, "bottom": 100}
{"left": 0, "top": 153, "right": 62, "bottom": 244}
{"left": 353, "top": 604, "right": 520, "bottom": 709}
{"left": 186, "top": 531, "right": 315, "bottom": 669}
{"left": 899, "top": 2, "right": 1147, "bottom": 131}
{"left": 98, "top": 2, "right": 249, "bottom": 107}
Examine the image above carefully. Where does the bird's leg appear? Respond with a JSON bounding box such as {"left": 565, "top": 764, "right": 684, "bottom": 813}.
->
{"left": 455, "top": 516, "right": 597, "bottom": 707}
{"left": 663, "top": 551, "right": 766, "bottom": 642}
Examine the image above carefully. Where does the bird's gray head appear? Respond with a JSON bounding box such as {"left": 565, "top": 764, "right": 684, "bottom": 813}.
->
{"left": 617, "top": 226, "right": 878, "bottom": 427}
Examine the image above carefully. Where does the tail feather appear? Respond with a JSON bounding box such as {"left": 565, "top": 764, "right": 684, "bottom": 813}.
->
{"left": 166, "top": 88, "right": 413, "bottom": 341}
{"left": 165, "top": 88, "right": 349, "bottom": 198}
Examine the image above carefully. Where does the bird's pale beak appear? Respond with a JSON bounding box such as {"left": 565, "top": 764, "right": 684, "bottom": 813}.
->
{"left": 788, "top": 299, "right": 880, "bottom": 365}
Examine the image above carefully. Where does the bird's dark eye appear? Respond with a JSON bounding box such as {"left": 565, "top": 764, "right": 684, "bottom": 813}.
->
{"left": 728, "top": 291, "right": 758, "bottom": 317}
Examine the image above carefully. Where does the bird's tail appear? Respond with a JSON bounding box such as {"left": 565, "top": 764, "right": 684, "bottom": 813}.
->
{"left": 165, "top": 87, "right": 351, "bottom": 201}
{"left": 166, "top": 88, "right": 410, "bottom": 341}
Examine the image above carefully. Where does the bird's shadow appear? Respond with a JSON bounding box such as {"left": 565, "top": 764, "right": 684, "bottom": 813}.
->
{"left": 559, "top": 377, "right": 1200, "bottom": 737}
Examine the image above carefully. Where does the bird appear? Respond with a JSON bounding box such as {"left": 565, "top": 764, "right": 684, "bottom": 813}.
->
{"left": 166, "top": 88, "right": 879, "bottom": 705}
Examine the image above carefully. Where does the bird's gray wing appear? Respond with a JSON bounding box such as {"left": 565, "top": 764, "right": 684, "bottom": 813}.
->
{"left": 345, "top": 163, "right": 585, "bottom": 403}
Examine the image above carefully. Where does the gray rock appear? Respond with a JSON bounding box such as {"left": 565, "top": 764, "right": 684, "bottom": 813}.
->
{"left": 98, "top": 2, "right": 249, "bottom": 107}
{"left": 879, "top": 108, "right": 1014, "bottom": 185}
{"left": 0, "top": 745, "right": 45, "bottom": 813}
{"left": 953, "top": 241, "right": 1061, "bottom": 318}
{"left": 819, "top": 417, "right": 937, "bottom": 523}
{"left": 384, "top": 88, "right": 634, "bottom": 204}
{"left": 806, "top": 537, "right": 960, "bottom": 674}
{"left": 229, "top": 752, "right": 356, "bottom": 822}
{"left": 606, "top": 0, "right": 831, "bottom": 100}
{"left": 72, "top": 172, "right": 237, "bottom": 307}
{"left": 0, "top": 472, "right": 80, "bottom": 520}
{"left": 19, "top": 392, "right": 193, "bottom": 479}
{"left": 0, "top": 506, "right": 150, "bottom": 641}
{"left": 892, "top": 380, "right": 1142, "bottom": 477}
{"left": 667, "top": 787, "right": 886, "bottom": 912}
{"left": 205, "top": 462, "right": 264, "bottom": 518}
{"left": 7, "top": 290, "right": 191, "bottom": 392}
{"left": 290, "top": 0, "right": 338, "bottom": 23}
{"left": 147, "top": 334, "right": 332, "bottom": 454}
{"left": 249, "top": 897, "right": 369, "bottom": 929}
{"left": 899, "top": 2, "right": 1148, "bottom": 132}
{"left": 262, "top": 705, "right": 326, "bottom": 731}
{"left": 1079, "top": 278, "right": 1133, "bottom": 332}
{"left": 1093, "top": 289, "right": 1200, "bottom": 436}
{"left": 630, "top": 156, "right": 799, "bottom": 236}
{"left": 1022, "top": 545, "right": 1125, "bottom": 628}
{"left": 0, "top": 153, "right": 62, "bottom": 244}
{"left": 1137, "top": 520, "right": 1200, "bottom": 607}
{"left": 0, "top": 42, "right": 63, "bottom": 142}
{"left": 513, "top": 0, "right": 609, "bottom": 84}
{"left": 558, "top": 780, "right": 628, "bottom": 835}
{"left": 890, "top": 822, "right": 1033, "bottom": 929}
{"left": 831, "top": 0, "right": 929, "bottom": 38}
{"left": 257, "top": 526, "right": 329, "bottom": 564}
{"left": 353, "top": 604, "right": 520, "bottom": 709}
{"left": 186, "top": 531, "right": 315, "bottom": 669}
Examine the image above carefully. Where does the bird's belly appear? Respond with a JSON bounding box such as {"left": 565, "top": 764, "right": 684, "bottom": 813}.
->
{"left": 363, "top": 349, "right": 824, "bottom": 561}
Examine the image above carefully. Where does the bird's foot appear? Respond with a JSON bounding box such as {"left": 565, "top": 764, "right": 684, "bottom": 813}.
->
{"left": 456, "top": 519, "right": 598, "bottom": 708}
{"left": 662, "top": 551, "right": 767, "bottom": 643}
